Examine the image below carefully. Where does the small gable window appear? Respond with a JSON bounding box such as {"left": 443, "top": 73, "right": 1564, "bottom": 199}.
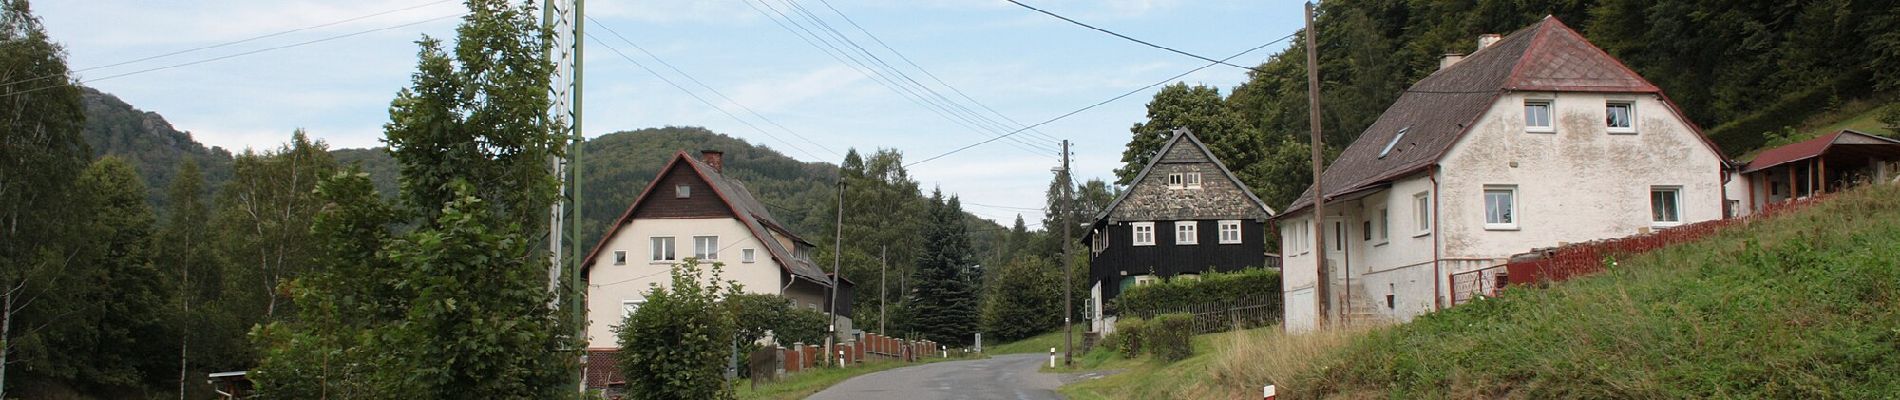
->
{"left": 1184, "top": 172, "right": 1202, "bottom": 189}
{"left": 675, "top": 184, "right": 691, "bottom": 198}
{"left": 613, "top": 250, "right": 627, "bottom": 265}
{"left": 1525, "top": 100, "right": 1553, "bottom": 133}
{"left": 1379, "top": 126, "right": 1410, "bottom": 159}
{"left": 742, "top": 248, "right": 757, "bottom": 263}
{"left": 1606, "top": 101, "right": 1635, "bottom": 134}
{"left": 1167, "top": 173, "right": 1183, "bottom": 189}
{"left": 651, "top": 237, "right": 676, "bottom": 261}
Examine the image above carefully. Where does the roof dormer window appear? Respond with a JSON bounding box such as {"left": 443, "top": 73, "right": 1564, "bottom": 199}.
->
{"left": 675, "top": 184, "right": 691, "bottom": 198}
{"left": 1379, "top": 126, "right": 1410, "bottom": 159}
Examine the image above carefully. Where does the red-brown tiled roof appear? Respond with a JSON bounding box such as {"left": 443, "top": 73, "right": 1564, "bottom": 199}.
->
{"left": 1282, "top": 16, "right": 1707, "bottom": 215}
{"left": 1742, "top": 130, "right": 1900, "bottom": 173}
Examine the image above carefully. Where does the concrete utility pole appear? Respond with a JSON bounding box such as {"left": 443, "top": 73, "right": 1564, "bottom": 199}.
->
{"left": 827, "top": 179, "right": 845, "bottom": 366}
{"left": 1060, "top": 140, "right": 1074, "bottom": 366}
{"left": 1303, "top": 1, "right": 1332, "bottom": 328}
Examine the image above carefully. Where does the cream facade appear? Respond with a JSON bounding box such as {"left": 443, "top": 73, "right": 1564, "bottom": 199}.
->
{"left": 584, "top": 218, "right": 821, "bottom": 348}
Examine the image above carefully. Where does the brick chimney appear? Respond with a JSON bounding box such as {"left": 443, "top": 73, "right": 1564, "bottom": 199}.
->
{"left": 700, "top": 150, "right": 724, "bottom": 173}
{"left": 1477, "top": 34, "right": 1502, "bottom": 51}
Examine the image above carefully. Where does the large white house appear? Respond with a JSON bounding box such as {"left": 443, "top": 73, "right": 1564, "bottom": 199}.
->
{"left": 581, "top": 150, "right": 850, "bottom": 388}
{"left": 1278, "top": 17, "right": 1728, "bottom": 332}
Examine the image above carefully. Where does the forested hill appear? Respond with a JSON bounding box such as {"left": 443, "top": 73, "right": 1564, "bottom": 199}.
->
{"left": 80, "top": 87, "right": 233, "bottom": 209}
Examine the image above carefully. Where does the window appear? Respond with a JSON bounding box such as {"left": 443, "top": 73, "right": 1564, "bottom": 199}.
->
{"left": 1332, "top": 220, "right": 1346, "bottom": 251}
{"left": 741, "top": 248, "right": 757, "bottom": 263}
{"left": 1484, "top": 186, "right": 1517, "bottom": 230}
{"left": 1131, "top": 222, "right": 1156, "bottom": 246}
{"left": 622, "top": 300, "right": 644, "bottom": 317}
{"left": 1092, "top": 230, "right": 1109, "bottom": 252}
{"left": 1651, "top": 186, "right": 1681, "bottom": 225}
{"left": 1606, "top": 101, "right": 1635, "bottom": 133}
{"left": 1167, "top": 173, "right": 1183, "bottom": 188}
{"left": 1413, "top": 192, "right": 1432, "bottom": 235}
{"left": 1362, "top": 220, "right": 1373, "bottom": 241}
{"left": 675, "top": 184, "right": 691, "bottom": 198}
{"left": 613, "top": 250, "right": 627, "bottom": 265}
{"left": 1377, "top": 208, "right": 1390, "bottom": 242}
{"left": 1379, "top": 126, "right": 1410, "bottom": 159}
{"left": 1525, "top": 100, "right": 1553, "bottom": 132}
{"left": 1217, "top": 220, "right": 1242, "bottom": 244}
{"left": 693, "top": 236, "right": 718, "bottom": 260}
{"left": 1175, "top": 221, "right": 1198, "bottom": 245}
{"left": 650, "top": 237, "right": 676, "bottom": 261}
{"left": 1183, "top": 172, "right": 1202, "bottom": 189}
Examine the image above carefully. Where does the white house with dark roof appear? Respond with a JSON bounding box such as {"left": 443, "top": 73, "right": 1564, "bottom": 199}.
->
{"left": 580, "top": 150, "right": 852, "bottom": 389}
{"left": 1277, "top": 17, "right": 1728, "bottom": 332}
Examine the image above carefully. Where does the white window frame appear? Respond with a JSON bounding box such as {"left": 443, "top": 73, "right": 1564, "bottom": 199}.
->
{"left": 1376, "top": 207, "right": 1390, "bottom": 244}
{"left": 693, "top": 235, "right": 719, "bottom": 260}
{"left": 741, "top": 248, "right": 756, "bottom": 263}
{"left": 613, "top": 250, "right": 627, "bottom": 265}
{"left": 1183, "top": 172, "right": 1202, "bottom": 189}
{"left": 1524, "top": 99, "right": 1554, "bottom": 133}
{"left": 1299, "top": 219, "right": 1313, "bottom": 254}
{"left": 1651, "top": 186, "right": 1682, "bottom": 226}
{"left": 1167, "top": 173, "right": 1184, "bottom": 189}
{"left": 1606, "top": 101, "right": 1636, "bottom": 134}
{"left": 1413, "top": 192, "right": 1432, "bottom": 237}
{"left": 1483, "top": 185, "right": 1519, "bottom": 230}
{"left": 1131, "top": 222, "right": 1156, "bottom": 246}
{"left": 675, "top": 184, "right": 691, "bottom": 198}
{"left": 650, "top": 236, "right": 676, "bottom": 261}
{"left": 1217, "top": 220, "right": 1242, "bottom": 244}
{"left": 1175, "top": 221, "right": 1198, "bottom": 245}
{"left": 622, "top": 300, "right": 644, "bottom": 318}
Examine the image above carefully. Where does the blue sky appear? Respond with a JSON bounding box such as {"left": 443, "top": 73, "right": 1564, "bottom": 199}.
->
{"left": 38, "top": 0, "right": 1307, "bottom": 226}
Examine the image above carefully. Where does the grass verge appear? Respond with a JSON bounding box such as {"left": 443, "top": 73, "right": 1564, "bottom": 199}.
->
{"left": 987, "top": 325, "right": 1083, "bottom": 354}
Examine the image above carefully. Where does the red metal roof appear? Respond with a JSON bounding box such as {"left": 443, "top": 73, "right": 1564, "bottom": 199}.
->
{"left": 1741, "top": 130, "right": 1900, "bottom": 173}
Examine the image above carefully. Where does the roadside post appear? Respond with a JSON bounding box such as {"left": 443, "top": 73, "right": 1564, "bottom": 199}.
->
{"left": 1049, "top": 348, "right": 1056, "bottom": 368}
{"left": 1264, "top": 385, "right": 1277, "bottom": 400}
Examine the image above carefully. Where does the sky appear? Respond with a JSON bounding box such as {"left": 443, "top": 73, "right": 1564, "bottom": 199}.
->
{"left": 37, "top": 0, "right": 1308, "bottom": 228}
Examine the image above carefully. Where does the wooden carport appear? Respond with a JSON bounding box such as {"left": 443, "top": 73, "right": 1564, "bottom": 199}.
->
{"left": 1740, "top": 130, "right": 1900, "bottom": 213}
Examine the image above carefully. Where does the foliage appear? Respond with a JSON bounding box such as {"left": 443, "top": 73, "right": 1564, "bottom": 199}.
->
{"left": 1111, "top": 268, "right": 1281, "bottom": 325}
{"left": 908, "top": 190, "right": 980, "bottom": 346}
{"left": 250, "top": 169, "right": 394, "bottom": 399}
{"left": 1143, "top": 313, "right": 1194, "bottom": 362}
{"left": 1115, "top": 83, "right": 1257, "bottom": 186}
{"left": 616, "top": 260, "right": 739, "bottom": 400}
{"left": 155, "top": 160, "right": 238, "bottom": 396}
{"left": 39, "top": 157, "right": 173, "bottom": 390}
{"left": 1108, "top": 317, "right": 1146, "bottom": 358}
{"left": 730, "top": 293, "right": 829, "bottom": 348}
{"left": 214, "top": 130, "right": 337, "bottom": 323}
{"left": 978, "top": 255, "right": 1061, "bottom": 342}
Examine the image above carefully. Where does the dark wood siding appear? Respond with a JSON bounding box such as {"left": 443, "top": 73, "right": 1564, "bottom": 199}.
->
{"left": 631, "top": 163, "right": 734, "bottom": 219}
{"left": 1088, "top": 219, "right": 1274, "bottom": 310}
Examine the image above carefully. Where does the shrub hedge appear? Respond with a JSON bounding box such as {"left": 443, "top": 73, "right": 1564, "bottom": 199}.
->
{"left": 1113, "top": 267, "right": 1281, "bottom": 328}
{"left": 1108, "top": 317, "right": 1146, "bottom": 358}
{"left": 1145, "top": 313, "right": 1194, "bottom": 362}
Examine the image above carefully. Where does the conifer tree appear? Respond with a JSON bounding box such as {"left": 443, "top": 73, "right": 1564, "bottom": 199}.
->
{"left": 910, "top": 189, "right": 979, "bottom": 346}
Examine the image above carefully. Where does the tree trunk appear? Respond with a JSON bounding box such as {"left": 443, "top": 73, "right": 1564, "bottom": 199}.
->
{"left": 3, "top": 284, "right": 17, "bottom": 400}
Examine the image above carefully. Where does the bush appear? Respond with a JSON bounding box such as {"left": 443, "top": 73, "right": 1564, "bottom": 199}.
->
{"left": 1113, "top": 267, "right": 1282, "bottom": 331}
{"left": 616, "top": 260, "right": 737, "bottom": 400}
{"left": 980, "top": 255, "right": 1063, "bottom": 342}
{"left": 1145, "top": 313, "right": 1194, "bottom": 362}
{"left": 1109, "top": 317, "right": 1147, "bottom": 357}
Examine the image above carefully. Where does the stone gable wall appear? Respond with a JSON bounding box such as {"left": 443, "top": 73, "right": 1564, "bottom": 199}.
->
{"left": 1109, "top": 141, "right": 1268, "bottom": 222}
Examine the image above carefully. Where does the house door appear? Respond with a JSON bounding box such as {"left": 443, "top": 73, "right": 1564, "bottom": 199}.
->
{"left": 1324, "top": 217, "right": 1348, "bottom": 289}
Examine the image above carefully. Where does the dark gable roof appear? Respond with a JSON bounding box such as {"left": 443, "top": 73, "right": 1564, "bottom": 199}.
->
{"left": 581, "top": 151, "right": 831, "bottom": 285}
{"left": 1283, "top": 16, "right": 1715, "bottom": 215}
{"left": 1086, "top": 128, "right": 1274, "bottom": 239}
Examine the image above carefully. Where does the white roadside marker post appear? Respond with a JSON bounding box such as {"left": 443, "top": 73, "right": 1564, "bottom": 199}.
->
{"left": 1264, "top": 384, "right": 1277, "bottom": 400}
{"left": 1049, "top": 347, "right": 1056, "bottom": 368}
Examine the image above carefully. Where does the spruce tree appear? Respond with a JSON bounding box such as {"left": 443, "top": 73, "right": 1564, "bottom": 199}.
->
{"left": 910, "top": 189, "right": 979, "bottom": 346}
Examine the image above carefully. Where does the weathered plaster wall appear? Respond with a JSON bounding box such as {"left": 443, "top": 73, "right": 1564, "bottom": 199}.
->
{"left": 1437, "top": 92, "right": 1724, "bottom": 260}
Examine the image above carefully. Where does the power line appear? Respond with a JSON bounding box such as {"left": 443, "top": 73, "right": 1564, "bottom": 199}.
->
{"left": 586, "top": 32, "right": 827, "bottom": 161}
{"left": 906, "top": 33, "right": 1297, "bottom": 168}
{"left": 962, "top": 201, "right": 1046, "bottom": 211}
{"left": 0, "top": 0, "right": 458, "bottom": 90}
{"left": 1006, "top": 0, "right": 1264, "bottom": 73}
{"left": 2, "top": 12, "right": 465, "bottom": 99}
{"left": 587, "top": 16, "right": 840, "bottom": 158}
{"left": 740, "top": 0, "right": 1057, "bottom": 156}
{"left": 811, "top": 0, "right": 1065, "bottom": 145}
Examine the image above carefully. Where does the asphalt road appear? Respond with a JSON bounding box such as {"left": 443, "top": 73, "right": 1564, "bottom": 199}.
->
{"left": 805, "top": 353, "right": 1066, "bottom": 400}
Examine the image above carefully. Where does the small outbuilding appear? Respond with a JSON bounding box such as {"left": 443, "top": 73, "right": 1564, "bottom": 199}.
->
{"left": 1732, "top": 129, "right": 1900, "bottom": 215}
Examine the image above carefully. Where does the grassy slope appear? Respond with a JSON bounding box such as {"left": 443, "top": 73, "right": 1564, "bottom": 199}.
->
{"left": 1057, "top": 183, "right": 1900, "bottom": 399}
{"left": 988, "top": 325, "right": 1083, "bottom": 354}
{"left": 1303, "top": 183, "right": 1900, "bottom": 399}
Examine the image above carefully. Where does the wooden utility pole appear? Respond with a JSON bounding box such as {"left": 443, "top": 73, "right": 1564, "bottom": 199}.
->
{"left": 1303, "top": 1, "right": 1332, "bottom": 328}
{"left": 880, "top": 246, "right": 887, "bottom": 334}
{"left": 1061, "top": 140, "right": 1074, "bottom": 366}
{"left": 828, "top": 179, "right": 845, "bottom": 366}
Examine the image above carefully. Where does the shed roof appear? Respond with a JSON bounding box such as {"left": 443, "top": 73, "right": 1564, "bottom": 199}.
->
{"left": 1741, "top": 130, "right": 1900, "bottom": 173}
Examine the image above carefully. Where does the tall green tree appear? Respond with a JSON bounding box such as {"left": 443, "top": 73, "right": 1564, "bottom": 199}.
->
{"left": 154, "top": 160, "right": 229, "bottom": 398}
{"left": 910, "top": 189, "right": 979, "bottom": 346}
{"left": 1115, "top": 83, "right": 1257, "bottom": 185}
{"left": 0, "top": 0, "right": 91, "bottom": 395}
{"left": 979, "top": 255, "right": 1061, "bottom": 342}
{"left": 214, "top": 130, "right": 336, "bottom": 322}
{"left": 33, "top": 158, "right": 173, "bottom": 392}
